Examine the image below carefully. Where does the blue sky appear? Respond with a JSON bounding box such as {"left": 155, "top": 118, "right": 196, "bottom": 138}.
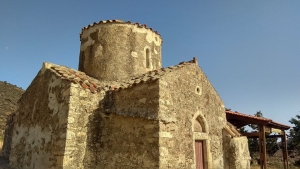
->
{"left": 0, "top": 1, "right": 299, "bottom": 127}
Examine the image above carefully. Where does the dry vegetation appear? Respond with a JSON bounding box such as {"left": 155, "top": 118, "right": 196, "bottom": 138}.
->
{"left": 0, "top": 81, "right": 24, "bottom": 168}
{"left": 250, "top": 152, "right": 300, "bottom": 169}
{"left": 0, "top": 81, "right": 24, "bottom": 140}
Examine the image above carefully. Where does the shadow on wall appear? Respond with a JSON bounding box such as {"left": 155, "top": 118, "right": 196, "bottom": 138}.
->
{"left": 83, "top": 108, "right": 103, "bottom": 168}
{"left": 81, "top": 89, "right": 160, "bottom": 169}
{"left": 83, "top": 91, "right": 114, "bottom": 168}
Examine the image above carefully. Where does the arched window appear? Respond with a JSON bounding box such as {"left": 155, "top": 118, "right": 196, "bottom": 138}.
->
{"left": 194, "top": 117, "right": 205, "bottom": 169}
{"left": 145, "top": 48, "right": 150, "bottom": 68}
{"left": 193, "top": 112, "right": 212, "bottom": 169}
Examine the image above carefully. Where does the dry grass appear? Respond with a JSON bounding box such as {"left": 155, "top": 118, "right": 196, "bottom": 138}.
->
{"left": 251, "top": 165, "right": 300, "bottom": 169}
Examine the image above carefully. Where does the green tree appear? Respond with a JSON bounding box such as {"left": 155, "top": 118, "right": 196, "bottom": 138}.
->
{"left": 248, "top": 137, "right": 259, "bottom": 157}
{"left": 247, "top": 111, "right": 262, "bottom": 157}
{"left": 249, "top": 111, "right": 263, "bottom": 130}
{"left": 289, "top": 115, "right": 300, "bottom": 153}
{"left": 266, "top": 136, "right": 279, "bottom": 156}
{"left": 248, "top": 111, "right": 279, "bottom": 157}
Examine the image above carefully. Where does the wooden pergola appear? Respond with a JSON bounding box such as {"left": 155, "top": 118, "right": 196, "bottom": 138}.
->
{"left": 226, "top": 110, "right": 291, "bottom": 169}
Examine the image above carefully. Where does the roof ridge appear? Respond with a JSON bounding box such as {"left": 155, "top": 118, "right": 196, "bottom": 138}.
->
{"left": 122, "top": 57, "right": 198, "bottom": 80}
{"left": 46, "top": 58, "right": 197, "bottom": 93}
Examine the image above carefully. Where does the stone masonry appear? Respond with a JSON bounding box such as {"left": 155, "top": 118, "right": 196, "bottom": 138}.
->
{"left": 4, "top": 20, "right": 250, "bottom": 169}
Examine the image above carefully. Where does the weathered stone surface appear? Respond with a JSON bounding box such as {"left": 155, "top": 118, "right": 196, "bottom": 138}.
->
{"left": 157, "top": 62, "right": 227, "bottom": 169}
{"left": 9, "top": 63, "right": 71, "bottom": 169}
{"left": 79, "top": 20, "right": 162, "bottom": 81}
{"left": 5, "top": 20, "right": 251, "bottom": 169}
{"left": 223, "top": 131, "right": 251, "bottom": 169}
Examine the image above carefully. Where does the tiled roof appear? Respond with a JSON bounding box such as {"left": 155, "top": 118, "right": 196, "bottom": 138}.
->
{"left": 49, "top": 65, "right": 102, "bottom": 93}
{"left": 226, "top": 110, "right": 271, "bottom": 122}
{"left": 80, "top": 19, "right": 161, "bottom": 39}
{"left": 226, "top": 110, "right": 290, "bottom": 130}
{"left": 47, "top": 57, "right": 197, "bottom": 94}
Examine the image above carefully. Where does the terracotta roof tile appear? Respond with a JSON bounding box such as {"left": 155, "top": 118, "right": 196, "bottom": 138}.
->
{"left": 226, "top": 110, "right": 290, "bottom": 130}
{"left": 80, "top": 19, "right": 162, "bottom": 40}
{"left": 48, "top": 58, "right": 197, "bottom": 94}
{"left": 226, "top": 110, "right": 271, "bottom": 122}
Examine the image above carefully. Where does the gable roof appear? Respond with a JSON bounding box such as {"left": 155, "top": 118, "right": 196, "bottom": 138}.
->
{"left": 226, "top": 110, "right": 290, "bottom": 130}
{"left": 45, "top": 58, "right": 198, "bottom": 93}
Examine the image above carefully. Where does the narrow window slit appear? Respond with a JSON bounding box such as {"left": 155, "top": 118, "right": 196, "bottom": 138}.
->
{"left": 146, "top": 49, "right": 150, "bottom": 68}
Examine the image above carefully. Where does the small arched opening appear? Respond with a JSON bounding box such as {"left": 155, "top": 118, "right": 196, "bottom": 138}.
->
{"left": 193, "top": 111, "right": 212, "bottom": 169}
{"left": 145, "top": 48, "right": 151, "bottom": 69}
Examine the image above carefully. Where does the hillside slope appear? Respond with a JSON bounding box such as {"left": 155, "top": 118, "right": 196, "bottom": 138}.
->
{"left": 0, "top": 81, "right": 24, "bottom": 139}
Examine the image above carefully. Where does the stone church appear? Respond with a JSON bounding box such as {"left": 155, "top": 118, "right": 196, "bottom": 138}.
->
{"left": 4, "top": 20, "right": 250, "bottom": 169}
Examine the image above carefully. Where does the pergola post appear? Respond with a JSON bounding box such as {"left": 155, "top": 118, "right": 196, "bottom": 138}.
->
{"left": 281, "top": 130, "right": 289, "bottom": 169}
{"left": 226, "top": 110, "right": 291, "bottom": 169}
{"left": 259, "top": 125, "right": 267, "bottom": 169}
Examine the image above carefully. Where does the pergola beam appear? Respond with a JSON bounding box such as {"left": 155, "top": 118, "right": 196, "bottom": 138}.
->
{"left": 245, "top": 134, "right": 283, "bottom": 139}
{"left": 226, "top": 110, "right": 290, "bottom": 169}
{"left": 242, "top": 132, "right": 260, "bottom": 137}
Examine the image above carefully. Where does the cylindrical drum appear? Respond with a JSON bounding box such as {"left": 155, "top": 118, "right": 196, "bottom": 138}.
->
{"left": 79, "top": 20, "right": 162, "bottom": 81}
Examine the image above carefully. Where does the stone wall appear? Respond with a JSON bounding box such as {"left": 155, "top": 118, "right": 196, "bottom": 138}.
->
{"left": 113, "top": 81, "right": 159, "bottom": 119}
{"left": 79, "top": 21, "right": 162, "bottom": 81}
{"left": 63, "top": 80, "right": 161, "bottom": 169}
{"left": 94, "top": 114, "right": 159, "bottom": 169}
{"left": 223, "top": 130, "right": 251, "bottom": 169}
{"left": 230, "top": 137, "right": 251, "bottom": 169}
{"left": 92, "top": 81, "right": 160, "bottom": 168}
{"left": 157, "top": 63, "right": 226, "bottom": 169}
{"left": 7, "top": 62, "right": 163, "bottom": 169}
{"left": 9, "top": 65, "right": 71, "bottom": 168}
{"left": 62, "top": 83, "right": 103, "bottom": 168}
{"left": 5, "top": 59, "right": 251, "bottom": 169}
